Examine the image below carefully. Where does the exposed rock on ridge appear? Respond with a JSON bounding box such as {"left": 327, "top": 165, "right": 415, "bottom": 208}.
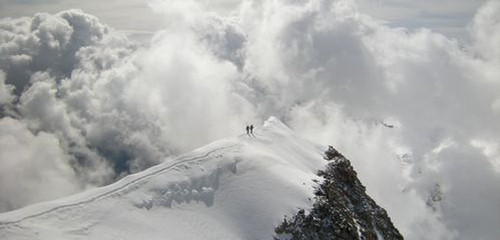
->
{"left": 275, "top": 146, "right": 404, "bottom": 240}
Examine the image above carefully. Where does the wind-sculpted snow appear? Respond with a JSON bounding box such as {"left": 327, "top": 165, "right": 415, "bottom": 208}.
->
{"left": 0, "top": 118, "right": 325, "bottom": 240}
{"left": 0, "top": 140, "right": 240, "bottom": 224}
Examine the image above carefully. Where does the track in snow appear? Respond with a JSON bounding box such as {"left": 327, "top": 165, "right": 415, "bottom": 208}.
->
{"left": 0, "top": 143, "right": 241, "bottom": 225}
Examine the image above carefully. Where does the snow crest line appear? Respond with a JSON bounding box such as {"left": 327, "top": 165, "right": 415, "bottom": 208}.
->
{"left": 0, "top": 143, "right": 241, "bottom": 225}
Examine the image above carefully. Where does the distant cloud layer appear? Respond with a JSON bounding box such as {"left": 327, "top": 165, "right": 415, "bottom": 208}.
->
{"left": 1, "top": 0, "right": 499, "bottom": 239}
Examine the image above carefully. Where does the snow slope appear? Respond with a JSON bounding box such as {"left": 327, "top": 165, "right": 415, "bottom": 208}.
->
{"left": 0, "top": 117, "right": 327, "bottom": 240}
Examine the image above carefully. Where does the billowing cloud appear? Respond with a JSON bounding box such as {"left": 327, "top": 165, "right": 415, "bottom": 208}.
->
{"left": 0, "top": 0, "right": 499, "bottom": 239}
{"left": 0, "top": 9, "right": 112, "bottom": 94}
{"left": 0, "top": 70, "right": 15, "bottom": 104}
{"left": 0, "top": 5, "right": 255, "bottom": 213}
{"left": 236, "top": 0, "right": 500, "bottom": 238}
{"left": 0, "top": 9, "right": 134, "bottom": 207}
{"left": 0, "top": 117, "right": 79, "bottom": 212}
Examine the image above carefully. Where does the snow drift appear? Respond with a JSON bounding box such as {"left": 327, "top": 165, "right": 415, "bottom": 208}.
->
{"left": 0, "top": 117, "right": 329, "bottom": 240}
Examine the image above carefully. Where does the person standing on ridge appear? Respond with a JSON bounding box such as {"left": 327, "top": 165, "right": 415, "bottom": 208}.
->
{"left": 246, "top": 125, "right": 250, "bottom": 135}
{"left": 250, "top": 125, "right": 254, "bottom": 134}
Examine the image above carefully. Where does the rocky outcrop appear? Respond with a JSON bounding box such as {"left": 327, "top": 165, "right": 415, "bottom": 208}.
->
{"left": 275, "top": 146, "right": 404, "bottom": 240}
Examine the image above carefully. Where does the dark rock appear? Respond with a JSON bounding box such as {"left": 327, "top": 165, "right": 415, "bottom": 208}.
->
{"left": 324, "top": 145, "right": 344, "bottom": 161}
{"left": 275, "top": 146, "right": 404, "bottom": 240}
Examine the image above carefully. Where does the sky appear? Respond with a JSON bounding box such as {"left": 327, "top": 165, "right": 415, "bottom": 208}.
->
{"left": 0, "top": 0, "right": 488, "bottom": 41}
{"left": 1, "top": 0, "right": 500, "bottom": 239}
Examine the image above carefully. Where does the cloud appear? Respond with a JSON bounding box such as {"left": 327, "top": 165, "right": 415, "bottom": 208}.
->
{"left": 0, "top": 5, "right": 255, "bottom": 213}
{"left": 0, "top": 9, "right": 109, "bottom": 94}
{"left": 233, "top": 0, "right": 500, "bottom": 238}
{"left": 470, "top": 1, "right": 500, "bottom": 63}
{"left": 0, "top": 1, "right": 500, "bottom": 239}
{"left": 0, "top": 117, "right": 79, "bottom": 212}
{"left": 0, "top": 70, "right": 15, "bottom": 104}
{"left": 0, "top": 9, "right": 134, "bottom": 209}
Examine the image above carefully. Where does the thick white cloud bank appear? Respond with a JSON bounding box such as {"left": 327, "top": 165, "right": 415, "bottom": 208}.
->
{"left": 0, "top": 0, "right": 499, "bottom": 239}
{"left": 0, "top": 117, "right": 80, "bottom": 212}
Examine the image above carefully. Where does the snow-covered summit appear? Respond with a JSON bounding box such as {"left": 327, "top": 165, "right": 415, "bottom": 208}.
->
{"left": 0, "top": 117, "right": 327, "bottom": 240}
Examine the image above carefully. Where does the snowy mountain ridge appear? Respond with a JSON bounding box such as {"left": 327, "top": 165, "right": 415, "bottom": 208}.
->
{"left": 0, "top": 117, "right": 402, "bottom": 239}
{"left": 0, "top": 117, "right": 328, "bottom": 239}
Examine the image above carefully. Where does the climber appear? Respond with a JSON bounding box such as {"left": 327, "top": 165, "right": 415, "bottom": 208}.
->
{"left": 250, "top": 125, "right": 254, "bottom": 134}
{"left": 246, "top": 125, "right": 250, "bottom": 135}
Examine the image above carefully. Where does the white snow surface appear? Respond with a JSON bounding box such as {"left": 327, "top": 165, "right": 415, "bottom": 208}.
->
{"left": 0, "top": 117, "right": 326, "bottom": 240}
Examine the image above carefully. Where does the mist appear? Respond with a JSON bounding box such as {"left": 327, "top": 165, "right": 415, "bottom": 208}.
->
{"left": 1, "top": 0, "right": 499, "bottom": 239}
